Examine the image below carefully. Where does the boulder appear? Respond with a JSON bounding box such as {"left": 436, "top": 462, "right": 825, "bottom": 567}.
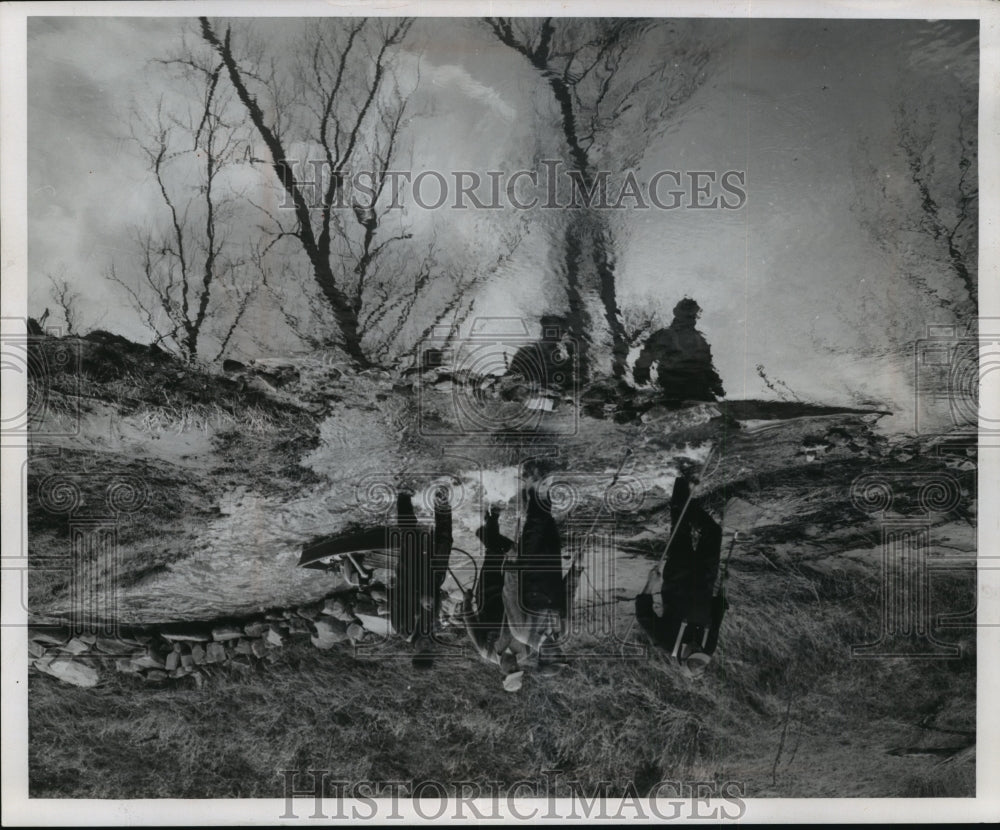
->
{"left": 35, "top": 657, "right": 99, "bottom": 688}
{"left": 234, "top": 639, "right": 253, "bottom": 656}
{"left": 211, "top": 625, "right": 243, "bottom": 642}
{"left": 190, "top": 644, "right": 206, "bottom": 665}
{"left": 165, "top": 651, "right": 180, "bottom": 672}
{"left": 180, "top": 653, "right": 195, "bottom": 670}
{"left": 265, "top": 626, "right": 284, "bottom": 647}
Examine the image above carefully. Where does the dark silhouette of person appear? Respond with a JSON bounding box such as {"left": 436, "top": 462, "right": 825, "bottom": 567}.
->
{"left": 389, "top": 488, "right": 451, "bottom": 669}
{"left": 632, "top": 299, "right": 725, "bottom": 402}
{"left": 635, "top": 475, "right": 727, "bottom": 680}
{"left": 506, "top": 314, "right": 575, "bottom": 392}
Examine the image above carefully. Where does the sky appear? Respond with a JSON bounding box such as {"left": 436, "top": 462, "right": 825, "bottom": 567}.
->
{"left": 26, "top": 15, "right": 980, "bottom": 419}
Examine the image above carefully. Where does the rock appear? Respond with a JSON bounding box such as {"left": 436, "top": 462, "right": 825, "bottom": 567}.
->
{"left": 229, "top": 658, "right": 252, "bottom": 674}
{"left": 115, "top": 657, "right": 141, "bottom": 674}
{"left": 264, "top": 610, "right": 288, "bottom": 621}
{"left": 286, "top": 617, "right": 312, "bottom": 635}
{"left": 61, "top": 638, "right": 90, "bottom": 656}
{"left": 169, "top": 667, "right": 192, "bottom": 679}
{"left": 222, "top": 358, "right": 247, "bottom": 373}
{"left": 212, "top": 625, "right": 243, "bottom": 642}
{"left": 347, "top": 623, "right": 365, "bottom": 643}
{"left": 28, "top": 631, "right": 67, "bottom": 647}
{"left": 28, "top": 641, "right": 47, "bottom": 660}
{"left": 353, "top": 596, "right": 378, "bottom": 616}
{"left": 191, "top": 671, "right": 205, "bottom": 689}
{"left": 180, "top": 653, "right": 195, "bottom": 670}
{"left": 251, "top": 639, "right": 267, "bottom": 658}
{"left": 206, "top": 642, "right": 226, "bottom": 663}
{"left": 243, "top": 622, "right": 266, "bottom": 638}
{"left": 265, "top": 626, "right": 284, "bottom": 647}
{"left": 234, "top": 639, "right": 253, "bottom": 656}
{"left": 77, "top": 633, "right": 98, "bottom": 646}
{"left": 295, "top": 601, "right": 324, "bottom": 621}
{"left": 95, "top": 637, "right": 141, "bottom": 656}
{"left": 145, "top": 670, "right": 168, "bottom": 683}
{"left": 322, "top": 597, "right": 355, "bottom": 622}
{"left": 190, "top": 644, "right": 206, "bottom": 665}
{"left": 161, "top": 629, "right": 211, "bottom": 643}
{"left": 165, "top": 651, "right": 180, "bottom": 672}
{"left": 311, "top": 618, "right": 349, "bottom": 650}
{"left": 355, "top": 613, "right": 391, "bottom": 637}
{"left": 370, "top": 588, "right": 387, "bottom": 603}
{"left": 131, "top": 651, "right": 166, "bottom": 671}
{"left": 35, "top": 657, "right": 99, "bottom": 688}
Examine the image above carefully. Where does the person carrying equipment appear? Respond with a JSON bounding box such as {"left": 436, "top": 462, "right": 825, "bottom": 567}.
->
{"left": 459, "top": 504, "right": 529, "bottom": 692}
{"left": 635, "top": 473, "right": 727, "bottom": 680}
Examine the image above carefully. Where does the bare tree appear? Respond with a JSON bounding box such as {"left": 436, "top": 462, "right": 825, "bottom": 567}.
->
{"left": 45, "top": 268, "right": 81, "bottom": 336}
{"left": 853, "top": 96, "right": 977, "bottom": 324}
{"left": 485, "top": 18, "right": 715, "bottom": 380}
{"left": 199, "top": 16, "right": 426, "bottom": 370}
{"left": 108, "top": 53, "right": 257, "bottom": 362}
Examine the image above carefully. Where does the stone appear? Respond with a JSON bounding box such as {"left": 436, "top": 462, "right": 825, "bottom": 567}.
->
{"left": 115, "top": 657, "right": 141, "bottom": 674}
{"left": 191, "top": 671, "right": 204, "bottom": 688}
{"left": 243, "top": 622, "right": 266, "bottom": 638}
{"left": 251, "top": 639, "right": 267, "bottom": 658}
{"left": 295, "top": 602, "right": 324, "bottom": 621}
{"left": 206, "top": 642, "right": 226, "bottom": 663}
{"left": 212, "top": 625, "right": 243, "bottom": 642}
{"left": 355, "top": 613, "right": 391, "bottom": 637}
{"left": 131, "top": 651, "right": 166, "bottom": 671}
{"left": 61, "top": 638, "right": 90, "bottom": 656}
{"left": 353, "top": 596, "right": 378, "bottom": 616}
{"left": 161, "top": 629, "right": 211, "bottom": 643}
{"left": 145, "top": 670, "right": 168, "bottom": 683}
{"left": 169, "top": 667, "right": 192, "bottom": 679}
{"left": 77, "top": 633, "right": 98, "bottom": 646}
{"left": 229, "top": 658, "right": 252, "bottom": 674}
{"left": 347, "top": 623, "right": 365, "bottom": 643}
{"left": 35, "top": 657, "right": 99, "bottom": 688}
{"left": 95, "top": 637, "right": 141, "bottom": 656}
{"left": 234, "top": 639, "right": 253, "bottom": 656}
{"left": 264, "top": 610, "right": 288, "bottom": 621}
{"left": 28, "top": 641, "right": 47, "bottom": 660}
{"left": 311, "top": 618, "right": 349, "bottom": 650}
{"left": 322, "top": 597, "right": 355, "bottom": 622}
{"left": 30, "top": 631, "right": 68, "bottom": 647}
{"left": 286, "top": 617, "right": 312, "bottom": 635}
{"left": 180, "top": 653, "right": 195, "bottom": 670}
{"left": 165, "top": 651, "right": 180, "bottom": 672}
{"left": 265, "top": 626, "right": 284, "bottom": 647}
{"left": 370, "top": 588, "right": 387, "bottom": 603}
{"left": 190, "top": 644, "right": 206, "bottom": 665}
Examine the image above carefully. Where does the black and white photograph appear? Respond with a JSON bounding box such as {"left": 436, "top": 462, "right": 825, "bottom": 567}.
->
{"left": 2, "top": 0, "right": 997, "bottom": 823}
